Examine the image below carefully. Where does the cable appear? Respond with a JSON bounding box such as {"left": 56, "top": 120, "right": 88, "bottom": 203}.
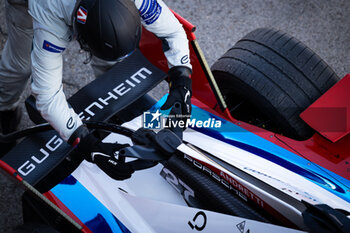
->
{"left": 0, "top": 121, "right": 134, "bottom": 143}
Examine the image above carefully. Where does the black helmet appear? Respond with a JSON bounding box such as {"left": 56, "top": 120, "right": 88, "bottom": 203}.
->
{"left": 74, "top": 0, "right": 142, "bottom": 61}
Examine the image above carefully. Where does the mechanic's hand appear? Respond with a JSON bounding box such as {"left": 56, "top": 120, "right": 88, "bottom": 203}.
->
{"left": 91, "top": 152, "right": 134, "bottom": 180}
{"left": 161, "top": 66, "right": 192, "bottom": 118}
{"left": 69, "top": 125, "right": 134, "bottom": 180}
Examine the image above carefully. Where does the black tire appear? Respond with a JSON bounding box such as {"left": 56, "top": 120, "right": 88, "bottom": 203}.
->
{"left": 212, "top": 28, "right": 339, "bottom": 140}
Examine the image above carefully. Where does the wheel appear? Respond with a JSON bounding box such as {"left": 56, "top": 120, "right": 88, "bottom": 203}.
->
{"left": 212, "top": 28, "right": 339, "bottom": 140}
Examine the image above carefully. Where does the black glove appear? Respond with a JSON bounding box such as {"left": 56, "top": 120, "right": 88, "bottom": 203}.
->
{"left": 69, "top": 125, "right": 134, "bottom": 180}
{"left": 161, "top": 66, "right": 192, "bottom": 118}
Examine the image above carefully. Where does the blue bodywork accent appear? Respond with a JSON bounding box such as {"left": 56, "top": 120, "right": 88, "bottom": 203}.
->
{"left": 154, "top": 96, "right": 350, "bottom": 202}
{"left": 51, "top": 175, "right": 130, "bottom": 233}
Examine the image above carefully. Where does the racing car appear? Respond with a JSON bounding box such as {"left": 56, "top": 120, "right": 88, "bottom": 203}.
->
{"left": 0, "top": 10, "right": 349, "bottom": 233}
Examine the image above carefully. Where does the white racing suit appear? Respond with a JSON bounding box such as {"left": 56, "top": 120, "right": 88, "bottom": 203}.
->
{"left": 0, "top": 0, "right": 191, "bottom": 141}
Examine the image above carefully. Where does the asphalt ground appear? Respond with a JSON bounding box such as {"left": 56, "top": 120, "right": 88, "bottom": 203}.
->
{"left": 0, "top": 0, "right": 349, "bottom": 232}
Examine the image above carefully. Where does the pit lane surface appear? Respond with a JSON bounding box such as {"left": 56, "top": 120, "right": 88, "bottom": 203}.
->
{"left": 0, "top": 0, "right": 349, "bottom": 231}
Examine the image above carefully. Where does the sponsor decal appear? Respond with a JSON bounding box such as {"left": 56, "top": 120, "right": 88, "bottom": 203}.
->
{"left": 181, "top": 55, "right": 189, "bottom": 64}
{"left": 77, "top": 6, "right": 88, "bottom": 24}
{"left": 236, "top": 221, "right": 246, "bottom": 233}
{"left": 66, "top": 117, "right": 75, "bottom": 130}
{"left": 42, "top": 40, "right": 65, "bottom": 53}
{"left": 243, "top": 167, "right": 320, "bottom": 204}
{"left": 17, "top": 136, "right": 63, "bottom": 176}
{"left": 161, "top": 167, "right": 195, "bottom": 205}
{"left": 139, "top": 0, "right": 162, "bottom": 25}
{"left": 78, "top": 67, "right": 152, "bottom": 121}
{"left": 17, "top": 67, "right": 153, "bottom": 176}
{"left": 188, "top": 211, "right": 207, "bottom": 231}
{"left": 183, "top": 154, "right": 265, "bottom": 208}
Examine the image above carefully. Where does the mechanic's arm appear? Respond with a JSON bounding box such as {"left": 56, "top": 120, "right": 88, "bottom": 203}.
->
{"left": 31, "top": 24, "right": 83, "bottom": 142}
{"left": 134, "top": 0, "right": 192, "bottom": 116}
{"left": 134, "top": 0, "right": 191, "bottom": 69}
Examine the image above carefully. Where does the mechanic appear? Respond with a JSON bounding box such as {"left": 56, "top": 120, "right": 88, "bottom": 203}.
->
{"left": 0, "top": 0, "right": 192, "bottom": 179}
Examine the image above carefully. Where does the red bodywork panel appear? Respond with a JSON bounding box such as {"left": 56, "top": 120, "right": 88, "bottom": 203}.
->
{"left": 44, "top": 191, "right": 92, "bottom": 233}
{"left": 0, "top": 160, "right": 23, "bottom": 182}
{"left": 300, "top": 74, "right": 350, "bottom": 142}
{"left": 278, "top": 74, "right": 350, "bottom": 180}
{"left": 139, "top": 11, "right": 350, "bottom": 181}
{"left": 276, "top": 132, "right": 350, "bottom": 180}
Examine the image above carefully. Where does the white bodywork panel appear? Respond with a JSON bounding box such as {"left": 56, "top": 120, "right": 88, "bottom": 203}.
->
{"left": 71, "top": 115, "right": 349, "bottom": 232}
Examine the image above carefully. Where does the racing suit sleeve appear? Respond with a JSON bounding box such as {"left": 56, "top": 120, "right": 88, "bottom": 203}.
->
{"left": 134, "top": 0, "right": 191, "bottom": 69}
{"left": 31, "top": 22, "right": 82, "bottom": 141}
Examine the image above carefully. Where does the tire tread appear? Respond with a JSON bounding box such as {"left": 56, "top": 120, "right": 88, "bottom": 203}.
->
{"left": 212, "top": 28, "right": 339, "bottom": 139}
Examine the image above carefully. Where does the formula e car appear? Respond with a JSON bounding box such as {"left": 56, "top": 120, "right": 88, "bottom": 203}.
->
{"left": 0, "top": 11, "right": 349, "bottom": 233}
